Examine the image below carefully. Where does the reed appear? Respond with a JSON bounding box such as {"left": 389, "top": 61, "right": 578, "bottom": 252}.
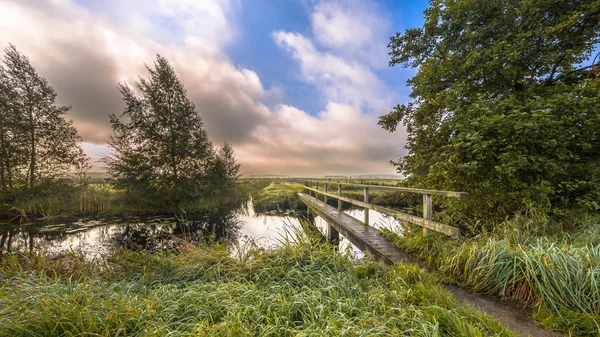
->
{"left": 382, "top": 211, "right": 600, "bottom": 336}
{"left": 0, "top": 237, "right": 512, "bottom": 336}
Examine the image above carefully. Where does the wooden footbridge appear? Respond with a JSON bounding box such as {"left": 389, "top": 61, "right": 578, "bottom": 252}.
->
{"left": 297, "top": 180, "right": 558, "bottom": 337}
{"left": 298, "top": 180, "right": 465, "bottom": 263}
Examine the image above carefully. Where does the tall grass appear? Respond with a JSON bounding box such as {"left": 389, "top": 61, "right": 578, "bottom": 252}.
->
{"left": 382, "top": 210, "right": 600, "bottom": 336}
{"left": 0, "top": 238, "right": 513, "bottom": 336}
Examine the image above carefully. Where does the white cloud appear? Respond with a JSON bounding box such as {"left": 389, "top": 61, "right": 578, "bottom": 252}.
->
{"left": 311, "top": 0, "right": 389, "bottom": 67}
{"left": 0, "top": 0, "right": 406, "bottom": 175}
{"left": 273, "top": 31, "right": 391, "bottom": 112}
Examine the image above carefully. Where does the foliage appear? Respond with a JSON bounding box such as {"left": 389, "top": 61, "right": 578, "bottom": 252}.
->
{"left": 0, "top": 240, "right": 512, "bottom": 336}
{"left": 382, "top": 210, "right": 600, "bottom": 336}
{"left": 380, "top": 0, "right": 600, "bottom": 219}
{"left": 104, "top": 55, "right": 239, "bottom": 209}
{"left": 0, "top": 44, "right": 84, "bottom": 195}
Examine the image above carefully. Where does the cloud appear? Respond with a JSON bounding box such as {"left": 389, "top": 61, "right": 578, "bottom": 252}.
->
{"left": 235, "top": 103, "right": 406, "bottom": 175}
{"left": 0, "top": 0, "right": 406, "bottom": 175}
{"left": 0, "top": 0, "right": 271, "bottom": 145}
{"left": 310, "top": 0, "right": 389, "bottom": 67}
{"left": 273, "top": 31, "right": 391, "bottom": 111}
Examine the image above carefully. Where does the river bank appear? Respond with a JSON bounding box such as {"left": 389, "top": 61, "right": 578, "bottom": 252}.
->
{"left": 0, "top": 235, "right": 513, "bottom": 336}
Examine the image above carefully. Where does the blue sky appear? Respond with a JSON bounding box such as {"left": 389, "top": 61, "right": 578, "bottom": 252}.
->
{"left": 224, "top": 0, "right": 429, "bottom": 115}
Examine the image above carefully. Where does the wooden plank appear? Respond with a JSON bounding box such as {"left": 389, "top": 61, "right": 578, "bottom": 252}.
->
{"left": 304, "top": 180, "right": 468, "bottom": 199}
{"left": 298, "top": 193, "right": 414, "bottom": 265}
{"left": 303, "top": 186, "right": 460, "bottom": 239}
{"left": 423, "top": 194, "right": 432, "bottom": 236}
{"left": 337, "top": 184, "right": 342, "bottom": 211}
{"left": 363, "top": 187, "right": 369, "bottom": 225}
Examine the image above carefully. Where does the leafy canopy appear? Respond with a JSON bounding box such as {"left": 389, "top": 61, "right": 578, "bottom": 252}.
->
{"left": 0, "top": 45, "right": 83, "bottom": 193}
{"left": 105, "top": 55, "right": 239, "bottom": 208}
{"left": 380, "top": 0, "right": 600, "bottom": 220}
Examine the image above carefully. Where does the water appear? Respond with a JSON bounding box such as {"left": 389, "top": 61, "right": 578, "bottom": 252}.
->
{"left": 0, "top": 201, "right": 404, "bottom": 258}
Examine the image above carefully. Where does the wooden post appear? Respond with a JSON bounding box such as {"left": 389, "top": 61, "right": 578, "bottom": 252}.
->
{"left": 337, "top": 184, "right": 342, "bottom": 211}
{"left": 328, "top": 222, "right": 339, "bottom": 245}
{"left": 324, "top": 183, "right": 328, "bottom": 204}
{"left": 316, "top": 182, "right": 319, "bottom": 200}
{"left": 423, "top": 194, "right": 432, "bottom": 236}
{"left": 363, "top": 187, "right": 369, "bottom": 225}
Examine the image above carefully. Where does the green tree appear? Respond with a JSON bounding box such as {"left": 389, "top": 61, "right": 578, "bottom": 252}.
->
{"left": 207, "top": 142, "right": 241, "bottom": 197}
{"left": 379, "top": 1, "right": 600, "bottom": 220}
{"left": 1, "top": 45, "right": 82, "bottom": 190}
{"left": 0, "top": 62, "right": 18, "bottom": 197}
{"left": 105, "top": 55, "right": 237, "bottom": 207}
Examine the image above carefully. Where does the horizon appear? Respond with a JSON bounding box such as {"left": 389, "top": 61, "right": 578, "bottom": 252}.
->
{"left": 0, "top": 0, "right": 431, "bottom": 176}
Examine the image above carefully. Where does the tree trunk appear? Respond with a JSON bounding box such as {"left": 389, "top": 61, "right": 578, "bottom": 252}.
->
{"left": 0, "top": 160, "right": 5, "bottom": 198}
{"left": 29, "top": 127, "right": 35, "bottom": 189}
{"left": 28, "top": 106, "right": 35, "bottom": 189}
{"left": 6, "top": 155, "right": 13, "bottom": 189}
{"left": 0, "top": 124, "right": 6, "bottom": 196}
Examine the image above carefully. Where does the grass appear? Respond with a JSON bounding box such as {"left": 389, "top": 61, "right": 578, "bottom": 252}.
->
{"left": 0, "top": 234, "right": 513, "bottom": 336}
{"left": 381, "top": 209, "right": 600, "bottom": 336}
{"left": 2, "top": 181, "right": 253, "bottom": 221}
{"left": 251, "top": 181, "right": 305, "bottom": 213}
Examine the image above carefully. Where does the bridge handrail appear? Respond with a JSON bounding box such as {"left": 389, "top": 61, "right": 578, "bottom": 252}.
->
{"left": 300, "top": 179, "right": 465, "bottom": 239}
{"left": 301, "top": 187, "right": 459, "bottom": 238}
{"left": 302, "top": 180, "right": 468, "bottom": 199}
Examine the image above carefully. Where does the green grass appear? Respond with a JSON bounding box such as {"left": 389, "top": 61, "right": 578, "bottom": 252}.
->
{"left": 381, "top": 210, "right": 600, "bottom": 336}
{"left": 2, "top": 181, "right": 252, "bottom": 221}
{"left": 251, "top": 182, "right": 305, "bottom": 213}
{"left": 0, "top": 236, "right": 513, "bottom": 336}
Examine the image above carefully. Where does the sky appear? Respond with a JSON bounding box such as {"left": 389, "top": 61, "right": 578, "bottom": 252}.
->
{"left": 0, "top": 0, "right": 429, "bottom": 176}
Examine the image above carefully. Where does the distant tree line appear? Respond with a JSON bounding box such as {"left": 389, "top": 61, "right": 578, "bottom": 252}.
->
{"left": 380, "top": 0, "right": 600, "bottom": 220}
{"left": 0, "top": 45, "right": 239, "bottom": 210}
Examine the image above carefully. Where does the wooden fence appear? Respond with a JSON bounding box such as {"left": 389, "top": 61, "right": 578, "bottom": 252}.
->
{"left": 301, "top": 180, "right": 467, "bottom": 239}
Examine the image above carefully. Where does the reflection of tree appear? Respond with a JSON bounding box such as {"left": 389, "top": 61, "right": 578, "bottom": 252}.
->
{"left": 115, "top": 208, "right": 243, "bottom": 251}
{"left": 0, "top": 205, "right": 244, "bottom": 254}
{"left": 102, "top": 208, "right": 244, "bottom": 252}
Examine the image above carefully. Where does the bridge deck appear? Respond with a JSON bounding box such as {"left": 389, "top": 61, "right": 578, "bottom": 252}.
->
{"left": 298, "top": 192, "right": 415, "bottom": 265}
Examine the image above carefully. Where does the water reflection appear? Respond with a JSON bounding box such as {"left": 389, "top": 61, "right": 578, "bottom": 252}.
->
{"left": 0, "top": 200, "right": 405, "bottom": 259}
{"left": 0, "top": 201, "right": 308, "bottom": 257}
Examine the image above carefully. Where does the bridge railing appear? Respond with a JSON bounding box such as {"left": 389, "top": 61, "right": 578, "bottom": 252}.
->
{"left": 301, "top": 180, "right": 467, "bottom": 239}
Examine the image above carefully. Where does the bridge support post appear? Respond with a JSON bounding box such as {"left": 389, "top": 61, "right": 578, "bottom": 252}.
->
{"left": 324, "top": 183, "right": 328, "bottom": 204}
{"left": 363, "top": 187, "right": 369, "bottom": 225}
{"left": 423, "top": 194, "right": 432, "bottom": 236}
{"left": 337, "top": 184, "right": 342, "bottom": 211}
{"left": 327, "top": 222, "right": 339, "bottom": 246}
{"left": 316, "top": 182, "right": 319, "bottom": 200}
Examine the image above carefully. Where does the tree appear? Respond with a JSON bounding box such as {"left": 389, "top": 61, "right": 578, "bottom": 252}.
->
{"left": 0, "top": 45, "right": 82, "bottom": 191}
{"left": 207, "top": 142, "right": 241, "bottom": 196}
{"left": 379, "top": 1, "right": 600, "bottom": 220}
{"left": 0, "top": 62, "right": 18, "bottom": 197}
{"left": 73, "top": 147, "right": 92, "bottom": 187}
{"left": 104, "top": 55, "right": 237, "bottom": 207}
